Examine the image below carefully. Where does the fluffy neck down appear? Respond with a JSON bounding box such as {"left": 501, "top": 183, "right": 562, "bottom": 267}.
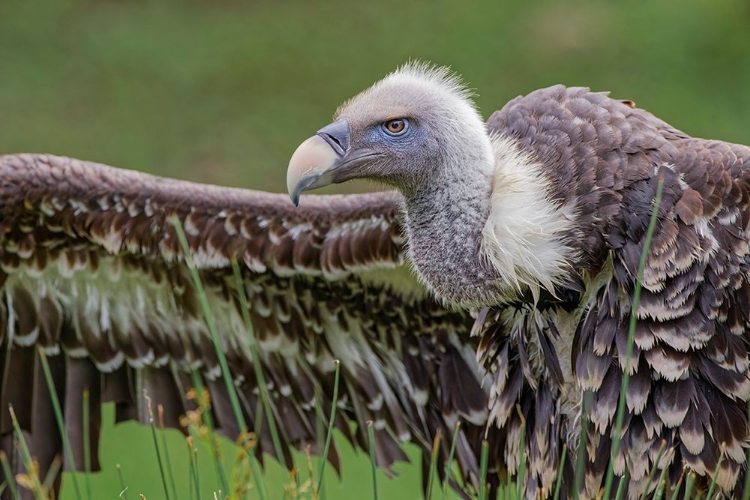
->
{"left": 403, "top": 135, "right": 575, "bottom": 308}
{"left": 481, "top": 136, "right": 576, "bottom": 302}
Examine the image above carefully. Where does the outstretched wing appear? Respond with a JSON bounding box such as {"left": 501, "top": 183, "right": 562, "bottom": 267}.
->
{"left": 0, "top": 154, "right": 488, "bottom": 493}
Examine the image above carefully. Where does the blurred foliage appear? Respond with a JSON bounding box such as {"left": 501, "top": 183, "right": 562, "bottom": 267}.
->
{"left": 1, "top": 0, "right": 749, "bottom": 194}
{"left": 0, "top": 0, "right": 749, "bottom": 498}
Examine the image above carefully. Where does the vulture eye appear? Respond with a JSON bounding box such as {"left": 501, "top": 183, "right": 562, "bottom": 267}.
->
{"left": 383, "top": 119, "right": 408, "bottom": 136}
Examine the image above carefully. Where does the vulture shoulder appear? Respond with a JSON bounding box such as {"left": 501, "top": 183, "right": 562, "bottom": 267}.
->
{"left": 0, "top": 154, "right": 486, "bottom": 492}
{"left": 477, "top": 85, "right": 750, "bottom": 497}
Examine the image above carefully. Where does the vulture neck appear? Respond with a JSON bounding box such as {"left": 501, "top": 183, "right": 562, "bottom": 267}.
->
{"left": 403, "top": 135, "right": 574, "bottom": 308}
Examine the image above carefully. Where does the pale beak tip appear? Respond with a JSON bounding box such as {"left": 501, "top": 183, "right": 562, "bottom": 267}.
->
{"left": 287, "top": 134, "right": 341, "bottom": 204}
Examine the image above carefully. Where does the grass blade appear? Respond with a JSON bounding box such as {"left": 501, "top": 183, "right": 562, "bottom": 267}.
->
{"left": 172, "top": 219, "right": 248, "bottom": 431}
{"left": 144, "top": 392, "right": 171, "bottom": 500}
{"left": 367, "top": 421, "right": 379, "bottom": 500}
{"left": 668, "top": 467, "right": 686, "bottom": 500}
{"left": 478, "top": 440, "right": 489, "bottom": 500}
{"left": 573, "top": 390, "right": 593, "bottom": 497}
{"left": 37, "top": 349, "right": 83, "bottom": 500}
{"left": 1, "top": 451, "right": 20, "bottom": 500}
{"left": 426, "top": 429, "right": 442, "bottom": 499}
{"left": 116, "top": 463, "right": 129, "bottom": 500}
{"left": 441, "top": 422, "right": 461, "bottom": 499}
{"left": 174, "top": 220, "right": 256, "bottom": 497}
{"left": 230, "top": 258, "right": 285, "bottom": 464}
{"left": 553, "top": 444, "right": 567, "bottom": 500}
{"left": 82, "top": 389, "right": 92, "bottom": 500}
{"left": 602, "top": 175, "right": 664, "bottom": 499}
{"left": 614, "top": 468, "right": 629, "bottom": 500}
{"left": 652, "top": 462, "right": 669, "bottom": 500}
{"left": 705, "top": 445, "right": 725, "bottom": 500}
{"left": 639, "top": 440, "right": 667, "bottom": 499}
{"left": 187, "top": 438, "right": 201, "bottom": 500}
{"left": 174, "top": 365, "right": 229, "bottom": 494}
{"left": 8, "top": 406, "right": 44, "bottom": 500}
{"left": 682, "top": 472, "right": 696, "bottom": 500}
{"left": 41, "top": 456, "right": 62, "bottom": 494}
{"left": 316, "top": 359, "right": 341, "bottom": 494}
{"left": 158, "top": 405, "right": 179, "bottom": 500}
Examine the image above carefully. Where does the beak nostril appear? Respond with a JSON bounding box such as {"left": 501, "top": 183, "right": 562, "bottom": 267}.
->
{"left": 321, "top": 133, "right": 344, "bottom": 154}
{"left": 316, "top": 119, "right": 350, "bottom": 156}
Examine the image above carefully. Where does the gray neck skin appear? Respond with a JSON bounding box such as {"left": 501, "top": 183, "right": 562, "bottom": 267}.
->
{"left": 402, "top": 159, "right": 507, "bottom": 308}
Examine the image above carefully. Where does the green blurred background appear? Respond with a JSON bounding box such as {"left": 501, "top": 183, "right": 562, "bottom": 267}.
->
{"left": 1, "top": 0, "right": 749, "bottom": 498}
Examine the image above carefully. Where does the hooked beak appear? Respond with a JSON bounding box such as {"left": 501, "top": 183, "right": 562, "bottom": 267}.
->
{"left": 287, "top": 119, "right": 355, "bottom": 206}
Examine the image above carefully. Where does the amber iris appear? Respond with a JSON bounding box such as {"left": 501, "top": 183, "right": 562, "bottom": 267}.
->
{"left": 385, "top": 119, "right": 406, "bottom": 134}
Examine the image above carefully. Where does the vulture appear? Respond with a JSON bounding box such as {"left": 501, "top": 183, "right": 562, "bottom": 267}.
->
{"left": 1, "top": 63, "right": 750, "bottom": 499}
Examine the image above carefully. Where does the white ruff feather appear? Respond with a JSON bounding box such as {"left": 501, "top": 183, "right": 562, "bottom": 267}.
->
{"left": 481, "top": 136, "right": 576, "bottom": 299}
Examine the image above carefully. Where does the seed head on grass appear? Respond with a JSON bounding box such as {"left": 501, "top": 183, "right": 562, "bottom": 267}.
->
{"left": 9, "top": 406, "right": 46, "bottom": 500}
{"left": 229, "top": 430, "right": 257, "bottom": 498}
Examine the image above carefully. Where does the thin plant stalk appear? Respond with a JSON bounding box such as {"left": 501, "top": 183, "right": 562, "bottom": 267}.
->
{"left": 230, "top": 258, "right": 285, "bottom": 463}
{"left": 41, "top": 456, "right": 62, "bottom": 494}
{"left": 1, "top": 451, "right": 20, "bottom": 500}
{"left": 478, "top": 440, "right": 489, "bottom": 500}
{"left": 173, "top": 220, "right": 253, "bottom": 496}
{"left": 441, "top": 422, "right": 461, "bottom": 500}
{"left": 668, "top": 468, "right": 687, "bottom": 500}
{"left": 614, "top": 468, "right": 629, "bottom": 500}
{"left": 231, "top": 257, "right": 284, "bottom": 500}
{"left": 144, "top": 393, "right": 172, "bottom": 500}
{"left": 573, "top": 390, "right": 593, "bottom": 497}
{"left": 553, "top": 444, "right": 567, "bottom": 500}
{"left": 37, "top": 349, "right": 83, "bottom": 500}
{"left": 316, "top": 359, "right": 341, "bottom": 494}
{"left": 705, "top": 446, "right": 725, "bottom": 500}
{"left": 8, "top": 407, "right": 44, "bottom": 500}
{"left": 652, "top": 464, "right": 669, "bottom": 500}
{"left": 187, "top": 439, "right": 201, "bottom": 500}
{"left": 314, "top": 392, "right": 328, "bottom": 500}
{"left": 82, "top": 389, "right": 92, "bottom": 500}
{"left": 158, "top": 405, "right": 179, "bottom": 500}
{"left": 366, "top": 422, "right": 378, "bottom": 500}
{"left": 116, "top": 464, "right": 129, "bottom": 500}
{"left": 172, "top": 220, "right": 247, "bottom": 432}
{"left": 639, "top": 440, "right": 667, "bottom": 499}
{"left": 173, "top": 363, "right": 229, "bottom": 493}
{"left": 602, "top": 176, "right": 664, "bottom": 498}
{"left": 426, "top": 429, "right": 442, "bottom": 499}
{"left": 683, "top": 473, "right": 696, "bottom": 499}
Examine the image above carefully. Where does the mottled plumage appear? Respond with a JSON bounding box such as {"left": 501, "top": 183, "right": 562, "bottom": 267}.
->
{"left": 0, "top": 154, "right": 486, "bottom": 499}
{"left": 2, "top": 64, "right": 750, "bottom": 499}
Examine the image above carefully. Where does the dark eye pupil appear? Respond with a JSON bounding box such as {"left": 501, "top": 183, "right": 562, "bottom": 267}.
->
{"left": 389, "top": 120, "right": 403, "bottom": 132}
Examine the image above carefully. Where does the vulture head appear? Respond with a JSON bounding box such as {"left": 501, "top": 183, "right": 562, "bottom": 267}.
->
{"left": 288, "top": 63, "right": 574, "bottom": 307}
{"left": 287, "top": 63, "right": 492, "bottom": 202}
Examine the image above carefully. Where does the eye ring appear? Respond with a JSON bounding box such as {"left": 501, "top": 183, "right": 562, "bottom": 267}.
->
{"left": 383, "top": 118, "right": 408, "bottom": 136}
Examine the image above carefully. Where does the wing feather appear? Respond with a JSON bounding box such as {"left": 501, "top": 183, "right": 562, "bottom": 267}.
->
{"left": 0, "top": 154, "right": 487, "bottom": 495}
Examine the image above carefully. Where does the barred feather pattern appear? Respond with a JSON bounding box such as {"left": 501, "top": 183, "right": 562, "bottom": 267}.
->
{"left": 475, "top": 85, "right": 750, "bottom": 499}
{"left": 0, "top": 154, "right": 489, "bottom": 498}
